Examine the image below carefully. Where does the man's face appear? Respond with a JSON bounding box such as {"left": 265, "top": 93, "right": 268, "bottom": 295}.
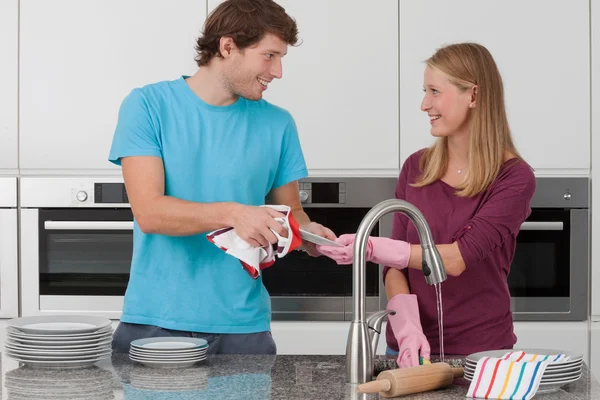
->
{"left": 222, "top": 33, "right": 288, "bottom": 101}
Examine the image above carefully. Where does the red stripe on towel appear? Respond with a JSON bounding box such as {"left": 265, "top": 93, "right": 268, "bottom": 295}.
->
{"left": 484, "top": 359, "right": 502, "bottom": 399}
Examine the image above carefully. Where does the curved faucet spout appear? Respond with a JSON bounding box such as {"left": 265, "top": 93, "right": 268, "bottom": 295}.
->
{"left": 346, "top": 199, "right": 447, "bottom": 384}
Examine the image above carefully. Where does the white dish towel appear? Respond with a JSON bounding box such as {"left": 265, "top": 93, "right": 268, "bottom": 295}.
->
{"left": 206, "top": 205, "right": 302, "bottom": 279}
{"left": 466, "top": 351, "right": 570, "bottom": 399}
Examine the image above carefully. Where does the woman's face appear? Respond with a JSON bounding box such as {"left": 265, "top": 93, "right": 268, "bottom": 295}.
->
{"left": 421, "top": 66, "right": 474, "bottom": 138}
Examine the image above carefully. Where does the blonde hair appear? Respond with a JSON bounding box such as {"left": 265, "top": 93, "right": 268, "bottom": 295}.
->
{"left": 412, "top": 43, "right": 522, "bottom": 197}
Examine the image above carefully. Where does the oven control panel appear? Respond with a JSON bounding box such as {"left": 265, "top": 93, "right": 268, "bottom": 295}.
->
{"left": 68, "top": 182, "right": 129, "bottom": 206}
{"left": 93, "top": 183, "right": 129, "bottom": 204}
{"left": 299, "top": 182, "right": 346, "bottom": 204}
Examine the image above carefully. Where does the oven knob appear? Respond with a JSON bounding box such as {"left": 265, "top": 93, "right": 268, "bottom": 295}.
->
{"left": 76, "top": 190, "right": 88, "bottom": 202}
{"left": 299, "top": 190, "right": 309, "bottom": 202}
{"left": 564, "top": 192, "right": 572, "bottom": 201}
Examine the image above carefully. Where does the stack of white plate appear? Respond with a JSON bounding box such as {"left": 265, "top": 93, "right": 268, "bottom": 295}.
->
{"left": 463, "top": 348, "right": 583, "bottom": 394}
{"left": 129, "top": 337, "right": 208, "bottom": 368}
{"left": 5, "top": 315, "right": 113, "bottom": 368}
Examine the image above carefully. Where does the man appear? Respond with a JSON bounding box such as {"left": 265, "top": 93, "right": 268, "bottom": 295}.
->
{"left": 108, "top": 0, "right": 335, "bottom": 354}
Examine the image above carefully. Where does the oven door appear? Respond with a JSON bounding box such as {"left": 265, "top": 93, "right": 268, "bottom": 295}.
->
{"left": 509, "top": 208, "right": 588, "bottom": 321}
{"left": 20, "top": 208, "right": 133, "bottom": 318}
{"left": 263, "top": 208, "right": 393, "bottom": 321}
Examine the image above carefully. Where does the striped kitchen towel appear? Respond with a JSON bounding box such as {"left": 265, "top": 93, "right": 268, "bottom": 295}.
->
{"left": 206, "top": 205, "right": 302, "bottom": 279}
{"left": 500, "top": 351, "right": 570, "bottom": 363}
{"left": 466, "top": 356, "right": 550, "bottom": 399}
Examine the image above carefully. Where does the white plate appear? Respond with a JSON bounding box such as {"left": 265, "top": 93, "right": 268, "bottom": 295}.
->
{"left": 129, "top": 355, "right": 206, "bottom": 369}
{"left": 464, "top": 360, "right": 583, "bottom": 375}
{"left": 466, "top": 348, "right": 583, "bottom": 363}
{"left": 129, "top": 354, "right": 206, "bottom": 362}
{"left": 130, "top": 346, "right": 208, "bottom": 355}
{"left": 6, "top": 349, "right": 112, "bottom": 361}
{"left": 464, "top": 370, "right": 581, "bottom": 382}
{"left": 8, "top": 335, "right": 112, "bottom": 347}
{"left": 130, "top": 337, "right": 208, "bottom": 350}
{"left": 8, "top": 315, "right": 111, "bottom": 334}
{"left": 299, "top": 229, "right": 342, "bottom": 247}
{"left": 7, "top": 325, "right": 112, "bottom": 340}
{"left": 6, "top": 344, "right": 110, "bottom": 356}
{"left": 465, "top": 359, "right": 583, "bottom": 372}
{"left": 130, "top": 348, "right": 207, "bottom": 358}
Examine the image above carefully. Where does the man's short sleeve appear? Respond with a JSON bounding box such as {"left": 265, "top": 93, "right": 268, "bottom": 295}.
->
{"left": 108, "top": 89, "right": 162, "bottom": 166}
{"left": 271, "top": 114, "right": 308, "bottom": 189}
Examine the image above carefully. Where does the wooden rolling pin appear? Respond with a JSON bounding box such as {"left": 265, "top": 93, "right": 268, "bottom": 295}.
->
{"left": 356, "top": 362, "right": 464, "bottom": 398}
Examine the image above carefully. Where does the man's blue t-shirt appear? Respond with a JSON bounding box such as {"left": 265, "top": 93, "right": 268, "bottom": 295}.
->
{"left": 108, "top": 76, "right": 308, "bottom": 333}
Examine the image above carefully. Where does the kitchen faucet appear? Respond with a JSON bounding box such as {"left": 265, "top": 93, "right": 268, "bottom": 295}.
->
{"left": 346, "top": 199, "right": 447, "bottom": 384}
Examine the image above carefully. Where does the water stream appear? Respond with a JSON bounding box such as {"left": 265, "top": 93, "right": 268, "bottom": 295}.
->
{"left": 433, "top": 282, "right": 444, "bottom": 362}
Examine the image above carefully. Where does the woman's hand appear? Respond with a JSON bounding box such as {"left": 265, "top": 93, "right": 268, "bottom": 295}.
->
{"left": 318, "top": 234, "right": 411, "bottom": 270}
{"left": 299, "top": 222, "right": 337, "bottom": 257}
{"left": 387, "top": 294, "right": 431, "bottom": 368}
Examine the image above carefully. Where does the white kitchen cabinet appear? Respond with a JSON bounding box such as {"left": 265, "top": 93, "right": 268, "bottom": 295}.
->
{"left": 591, "top": 322, "right": 600, "bottom": 382}
{"left": 272, "top": 321, "right": 590, "bottom": 360}
{"left": 399, "top": 0, "right": 590, "bottom": 174}
{"left": 591, "top": 0, "right": 600, "bottom": 318}
{"left": 592, "top": 322, "right": 600, "bottom": 380}
{"left": 271, "top": 321, "right": 388, "bottom": 355}
{"left": 208, "top": 0, "right": 399, "bottom": 173}
{"left": 0, "top": 0, "right": 19, "bottom": 170}
{"left": 0, "top": 178, "right": 18, "bottom": 318}
{"left": 514, "top": 321, "right": 589, "bottom": 366}
{"left": 0, "top": 210, "right": 18, "bottom": 318}
{"left": 19, "top": 0, "right": 206, "bottom": 172}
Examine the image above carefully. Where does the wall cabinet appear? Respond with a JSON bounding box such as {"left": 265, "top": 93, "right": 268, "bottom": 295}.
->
{"left": 19, "top": 0, "right": 206, "bottom": 171}
{"left": 209, "top": 0, "right": 400, "bottom": 173}
{"left": 399, "top": 0, "right": 590, "bottom": 173}
{"left": 591, "top": 0, "right": 600, "bottom": 317}
{"left": 0, "top": 0, "right": 19, "bottom": 170}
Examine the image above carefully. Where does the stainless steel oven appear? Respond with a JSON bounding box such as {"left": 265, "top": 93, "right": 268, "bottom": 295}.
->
{"left": 18, "top": 176, "right": 397, "bottom": 320}
{"left": 20, "top": 177, "right": 131, "bottom": 318}
{"left": 19, "top": 176, "right": 587, "bottom": 322}
{"left": 264, "top": 177, "right": 397, "bottom": 321}
{"left": 508, "top": 177, "right": 589, "bottom": 321}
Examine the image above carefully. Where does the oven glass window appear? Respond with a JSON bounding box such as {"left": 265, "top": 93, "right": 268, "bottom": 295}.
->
{"left": 261, "top": 208, "right": 380, "bottom": 296}
{"left": 508, "top": 209, "right": 570, "bottom": 297}
{"left": 38, "top": 208, "right": 381, "bottom": 297}
{"left": 39, "top": 209, "right": 132, "bottom": 296}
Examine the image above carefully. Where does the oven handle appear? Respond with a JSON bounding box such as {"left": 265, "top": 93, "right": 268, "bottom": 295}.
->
{"left": 520, "top": 221, "right": 563, "bottom": 231}
{"left": 44, "top": 221, "right": 134, "bottom": 230}
{"left": 44, "top": 220, "right": 563, "bottom": 232}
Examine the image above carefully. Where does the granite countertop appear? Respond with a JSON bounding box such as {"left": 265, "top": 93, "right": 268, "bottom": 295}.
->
{"left": 1, "top": 352, "right": 599, "bottom": 399}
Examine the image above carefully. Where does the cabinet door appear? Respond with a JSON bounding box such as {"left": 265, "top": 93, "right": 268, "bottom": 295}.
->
{"left": 592, "top": 322, "right": 600, "bottom": 381}
{"left": 209, "top": 0, "right": 399, "bottom": 173}
{"left": 19, "top": 0, "right": 207, "bottom": 171}
{"left": 399, "top": 0, "right": 590, "bottom": 173}
{"left": 0, "top": 0, "right": 18, "bottom": 170}
{"left": 0, "top": 209, "right": 18, "bottom": 318}
{"left": 513, "top": 321, "right": 589, "bottom": 365}
{"left": 592, "top": 0, "right": 600, "bottom": 317}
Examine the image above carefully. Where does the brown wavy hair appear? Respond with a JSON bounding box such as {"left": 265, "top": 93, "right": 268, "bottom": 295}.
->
{"left": 412, "top": 43, "right": 522, "bottom": 197}
{"left": 195, "top": 0, "right": 299, "bottom": 67}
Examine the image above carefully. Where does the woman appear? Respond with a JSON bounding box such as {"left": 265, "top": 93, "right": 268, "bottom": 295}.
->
{"left": 318, "top": 43, "right": 536, "bottom": 368}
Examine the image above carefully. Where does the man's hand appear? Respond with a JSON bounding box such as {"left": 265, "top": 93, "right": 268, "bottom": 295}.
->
{"left": 231, "top": 205, "right": 289, "bottom": 247}
{"left": 299, "top": 222, "right": 337, "bottom": 257}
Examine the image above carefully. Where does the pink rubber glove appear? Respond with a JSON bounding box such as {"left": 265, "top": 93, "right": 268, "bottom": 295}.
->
{"left": 316, "top": 234, "right": 411, "bottom": 270}
{"left": 387, "top": 294, "right": 431, "bottom": 368}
